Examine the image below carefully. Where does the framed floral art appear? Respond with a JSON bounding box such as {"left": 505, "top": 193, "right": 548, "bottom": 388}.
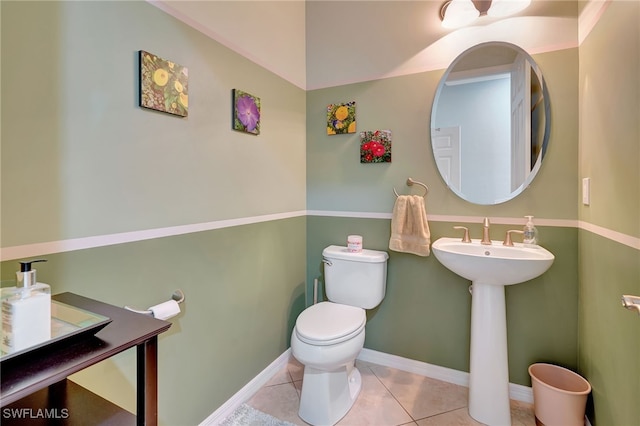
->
{"left": 233, "top": 89, "right": 261, "bottom": 135}
{"left": 139, "top": 50, "right": 188, "bottom": 117}
{"left": 360, "top": 130, "right": 392, "bottom": 163}
{"left": 327, "top": 101, "right": 356, "bottom": 135}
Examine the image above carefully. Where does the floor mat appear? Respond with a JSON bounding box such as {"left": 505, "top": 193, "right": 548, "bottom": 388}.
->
{"left": 220, "top": 403, "right": 297, "bottom": 426}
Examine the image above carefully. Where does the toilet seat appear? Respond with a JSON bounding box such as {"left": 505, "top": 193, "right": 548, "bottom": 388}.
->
{"left": 295, "top": 302, "right": 365, "bottom": 346}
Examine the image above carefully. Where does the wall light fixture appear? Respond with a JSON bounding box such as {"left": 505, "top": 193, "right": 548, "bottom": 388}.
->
{"left": 440, "top": 0, "right": 531, "bottom": 29}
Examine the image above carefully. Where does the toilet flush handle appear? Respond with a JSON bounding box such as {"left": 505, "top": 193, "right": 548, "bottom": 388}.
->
{"left": 622, "top": 295, "right": 640, "bottom": 315}
{"left": 322, "top": 258, "right": 332, "bottom": 267}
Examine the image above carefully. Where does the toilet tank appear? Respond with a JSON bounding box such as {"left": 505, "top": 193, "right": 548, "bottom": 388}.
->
{"left": 322, "top": 245, "right": 389, "bottom": 309}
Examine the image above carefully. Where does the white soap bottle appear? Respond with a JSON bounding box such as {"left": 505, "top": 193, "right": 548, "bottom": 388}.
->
{"left": 1, "top": 259, "right": 51, "bottom": 354}
{"left": 523, "top": 216, "right": 538, "bottom": 247}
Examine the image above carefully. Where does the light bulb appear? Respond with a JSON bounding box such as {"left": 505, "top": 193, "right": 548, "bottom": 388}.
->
{"left": 486, "top": 0, "right": 531, "bottom": 18}
{"left": 442, "top": 0, "right": 480, "bottom": 29}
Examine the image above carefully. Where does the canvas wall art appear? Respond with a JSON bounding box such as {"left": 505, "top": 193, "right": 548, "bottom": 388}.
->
{"left": 139, "top": 50, "right": 188, "bottom": 117}
{"left": 327, "top": 101, "right": 356, "bottom": 135}
{"left": 360, "top": 130, "right": 392, "bottom": 163}
{"left": 233, "top": 89, "right": 261, "bottom": 135}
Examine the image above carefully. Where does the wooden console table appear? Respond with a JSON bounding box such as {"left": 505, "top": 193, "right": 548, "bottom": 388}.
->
{"left": 0, "top": 293, "right": 171, "bottom": 425}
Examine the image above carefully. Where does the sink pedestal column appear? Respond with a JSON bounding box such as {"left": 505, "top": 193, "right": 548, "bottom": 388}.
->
{"left": 468, "top": 282, "right": 511, "bottom": 426}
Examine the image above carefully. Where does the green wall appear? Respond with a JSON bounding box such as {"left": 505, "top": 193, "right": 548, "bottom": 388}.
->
{"left": 306, "top": 47, "right": 581, "bottom": 386}
{"left": 2, "top": 2, "right": 639, "bottom": 426}
{"left": 306, "top": 7, "right": 640, "bottom": 423}
{"left": 1, "top": 1, "right": 307, "bottom": 424}
{"left": 1, "top": 1, "right": 306, "bottom": 246}
{"left": 307, "top": 217, "right": 578, "bottom": 384}
{"left": 578, "top": 2, "right": 640, "bottom": 425}
{"left": 2, "top": 218, "right": 307, "bottom": 425}
{"left": 304, "top": 6, "right": 640, "bottom": 423}
{"left": 306, "top": 48, "right": 579, "bottom": 219}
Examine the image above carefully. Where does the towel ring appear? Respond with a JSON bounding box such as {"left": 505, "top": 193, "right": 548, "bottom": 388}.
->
{"left": 393, "top": 178, "right": 428, "bottom": 197}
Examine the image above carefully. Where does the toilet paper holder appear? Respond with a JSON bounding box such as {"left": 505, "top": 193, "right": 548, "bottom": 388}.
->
{"left": 124, "top": 289, "right": 185, "bottom": 316}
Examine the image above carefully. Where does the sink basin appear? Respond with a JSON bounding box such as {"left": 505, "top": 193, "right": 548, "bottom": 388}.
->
{"left": 431, "top": 236, "right": 554, "bottom": 425}
{"left": 431, "top": 237, "right": 554, "bottom": 286}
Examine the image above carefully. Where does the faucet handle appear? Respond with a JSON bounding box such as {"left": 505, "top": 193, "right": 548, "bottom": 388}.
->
{"left": 453, "top": 226, "right": 471, "bottom": 243}
{"left": 503, "top": 230, "right": 525, "bottom": 246}
{"left": 480, "top": 217, "right": 492, "bottom": 245}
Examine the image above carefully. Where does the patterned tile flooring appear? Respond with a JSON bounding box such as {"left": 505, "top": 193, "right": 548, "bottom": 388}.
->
{"left": 246, "top": 357, "right": 536, "bottom": 426}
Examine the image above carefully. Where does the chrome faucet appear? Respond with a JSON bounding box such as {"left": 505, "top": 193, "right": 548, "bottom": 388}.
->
{"left": 481, "top": 217, "right": 491, "bottom": 245}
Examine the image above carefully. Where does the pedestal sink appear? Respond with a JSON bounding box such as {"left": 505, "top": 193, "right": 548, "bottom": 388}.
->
{"left": 431, "top": 237, "right": 554, "bottom": 426}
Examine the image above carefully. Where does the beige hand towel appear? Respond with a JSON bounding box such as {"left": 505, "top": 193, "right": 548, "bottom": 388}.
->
{"left": 389, "top": 195, "right": 431, "bottom": 256}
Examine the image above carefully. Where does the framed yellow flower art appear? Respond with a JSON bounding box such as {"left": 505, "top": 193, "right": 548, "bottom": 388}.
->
{"left": 327, "top": 101, "right": 356, "bottom": 135}
{"left": 139, "top": 50, "right": 188, "bottom": 117}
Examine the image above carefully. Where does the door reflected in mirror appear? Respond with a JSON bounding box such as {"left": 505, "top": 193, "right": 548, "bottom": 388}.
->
{"left": 431, "top": 42, "right": 550, "bottom": 205}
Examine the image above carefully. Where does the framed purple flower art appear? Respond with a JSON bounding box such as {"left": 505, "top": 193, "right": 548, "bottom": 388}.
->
{"left": 360, "top": 130, "right": 392, "bottom": 163}
{"left": 233, "top": 89, "right": 261, "bottom": 135}
{"left": 139, "top": 50, "right": 188, "bottom": 117}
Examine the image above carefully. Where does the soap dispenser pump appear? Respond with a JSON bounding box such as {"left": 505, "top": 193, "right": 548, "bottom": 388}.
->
{"left": 1, "top": 259, "right": 51, "bottom": 354}
{"left": 523, "top": 216, "right": 538, "bottom": 246}
{"left": 16, "top": 259, "right": 48, "bottom": 290}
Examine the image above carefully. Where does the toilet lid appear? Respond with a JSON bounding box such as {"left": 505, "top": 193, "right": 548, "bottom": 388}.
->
{"left": 295, "top": 302, "right": 366, "bottom": 346}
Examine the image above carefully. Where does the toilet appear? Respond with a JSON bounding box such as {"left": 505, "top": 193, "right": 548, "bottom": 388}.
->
{"left": 291, "top": 245, "right": 389, "bottom": 425}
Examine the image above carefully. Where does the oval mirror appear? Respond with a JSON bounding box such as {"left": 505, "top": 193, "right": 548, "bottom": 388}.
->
{"left": 431, "top": 42, "right": 550, "bottom": 205}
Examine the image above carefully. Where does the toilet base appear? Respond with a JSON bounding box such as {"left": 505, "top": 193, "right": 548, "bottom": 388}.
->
{"left": 298, "top": 363, "right": 362, "bottom": 426}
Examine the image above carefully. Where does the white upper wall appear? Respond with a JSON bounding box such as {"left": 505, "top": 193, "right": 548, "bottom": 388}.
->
{"left": 306, "top": 0, "right": 579, "bottom": 89}
{"left": 150, "top": 0, "right": 307, "bottom": 89}
{"left": 152, "top": 1, "right": 610, "bottom": 91}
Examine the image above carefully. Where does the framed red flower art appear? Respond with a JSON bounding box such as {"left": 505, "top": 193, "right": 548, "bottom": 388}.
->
{"left": 360, "top": 130, "right": 392, "bottom": 163}
{"left": 233, "top": 89, "right": 261, "bottom": 135}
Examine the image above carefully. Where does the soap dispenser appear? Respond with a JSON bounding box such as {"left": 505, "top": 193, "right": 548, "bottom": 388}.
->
{"left": 523, "top": 216, "right": 538, "bottom": 246}
{"left": 1, "top": 259, "right": 51, "bottom": 354}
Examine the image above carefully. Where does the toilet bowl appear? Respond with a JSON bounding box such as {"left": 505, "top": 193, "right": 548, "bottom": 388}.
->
{"left": 291, "top": 245, "right": 389, "bottom": 426}
{"left": 291, "top": 302, "right": 366, "bottom": 425}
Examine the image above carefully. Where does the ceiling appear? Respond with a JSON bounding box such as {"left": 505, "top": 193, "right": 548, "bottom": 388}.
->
{"left": 150, "top": 0, "right": 580, "bottom": 90}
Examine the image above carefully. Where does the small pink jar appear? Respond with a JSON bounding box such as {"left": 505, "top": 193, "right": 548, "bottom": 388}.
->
{"left": 347, "top": 235, "right": 363, "bottom": 252}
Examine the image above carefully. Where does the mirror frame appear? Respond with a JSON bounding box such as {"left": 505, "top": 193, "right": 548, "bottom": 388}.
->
{"left": 430, "top": 41, "right": 551, "bottom": 205}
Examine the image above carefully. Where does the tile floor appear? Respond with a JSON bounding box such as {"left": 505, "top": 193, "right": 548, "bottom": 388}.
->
{"left": 246, "top": 357, "right": 536, "bottom": 426}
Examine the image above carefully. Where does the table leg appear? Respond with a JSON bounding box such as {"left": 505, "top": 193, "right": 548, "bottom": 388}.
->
{"left": 137, "top": 336, "right": 158, "bottom": 426}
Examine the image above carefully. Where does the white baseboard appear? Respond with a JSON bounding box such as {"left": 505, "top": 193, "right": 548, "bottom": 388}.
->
{"left": 199, "top": 349, "right": 292, "bottom": 425}
{"left": 200, "top": 347, "right": 534, "bottom": 424}
{"left": 357, "top": 348, "right": 470, "bottom": 387}
{"left": 357, "top": 348, "right": 533, "bottom": 404}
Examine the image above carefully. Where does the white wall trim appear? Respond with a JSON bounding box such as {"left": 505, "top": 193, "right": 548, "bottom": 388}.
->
{"left": 0, "top": 211, "right": 306, "bottom": 262}
{"left": 307, "top": 210, "right": 392, "bottom": 220}
{"left": 3, "top": 210, "right": 638, "bottom": 261}
{"left": 199, "top": 349, "right": 293, "bottom": 426}
{"left": 309, "top": 211, "right": 639, "bottom": 249}
{"left": 578, "top": 0, "right": 612, "bottom": 46}
{"left": 308, "top": 210, "right": 579, "bottom": 227}
{"left": 579, "top": 220, "right": 640, "bottom": 250}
